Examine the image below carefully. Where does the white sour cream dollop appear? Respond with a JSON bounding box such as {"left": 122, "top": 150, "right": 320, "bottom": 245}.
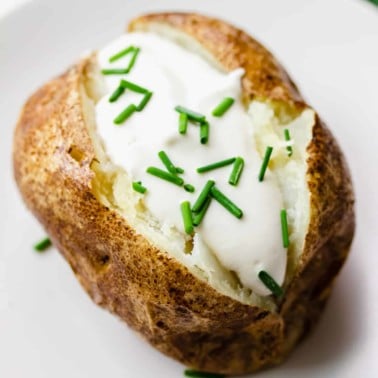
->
{"left": 96, "top": 33, "right": 286, "bottom": 296}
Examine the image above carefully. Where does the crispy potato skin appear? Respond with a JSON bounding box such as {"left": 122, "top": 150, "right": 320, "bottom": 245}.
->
{"left": 13, "top": 13, "right": 355, "bottom": 375}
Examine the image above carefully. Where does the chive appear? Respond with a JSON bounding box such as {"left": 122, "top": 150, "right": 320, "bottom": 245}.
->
{"left": 258, "top": 146, "right": 273, "bottom": 182}
{"left": 108, "top": 85, "right": 125, "bottom": 102}
{"left": 109, "top": 46, "right": 134, "bottom": 63}
{"left": 284, "top": 129, "right": 293, "bottom": 157}
{"left": 184, "top": 369, "right": 225, "bottom": 378}
{"left": 34, "top": 237, "right": 52, "bottom": 252}
{"left": 126, "top": 47, "right": 140, "bottom": 72}
{"left": 136, "top": 91, "right": 153, "bottom": 111}
{"left": 210, "top": 186, "right": 243, "bottom": 219}
{"left": 146, "top": 167, "right": 184, "bottom": 186}
{"left": 258, "top": 271, "right": 283, "bottom": 297}
{"left": 179, "top": 113, "right": 188, "bottom": 134}
{"left": 228, "top": 157, "right": 244, "bottom": 186}
{"left": 102, "top": 47, "right": 140, "bottom": 74}
{"left": 197, "top": 158, "right": 235, "bottom": 173}
{"left": 132, "top": 181, "right": 147, "bottom": 194}
{"left": 192, "top": 197, "right": 211, "bottom": 226}
{"left": 184, "top": 184, "right": 195, "bottom": 193}
{"left": 200, "top": 121, "right": 209, "bottom": 144}
{"left": 101, "top": 68, "right": 129, "bottom": 75}
{"left": 212, "top": 97, "right": 235, "bottom": 117}
{"left": 280, "top": 209, "right": 290, "bottom": 248}
{"left": 176, "top": 167, "right": 185, "bottom": 174}
{"left": 175, "top": 105, "right": 206, "bottom": 122}
{"left": 181, "top": 201, "right": 194, "bottom": 234}
{"left": 114, "top": 104, "right": 137, "bottom": 124}
{"left": 120, "top": 79, "right": 149, "bottom": 94}
{"left": 158, "top": 150, "right": 177, "bottom": 175}
{"left": 192, "top": 180, "right": 215, "bottom": 213}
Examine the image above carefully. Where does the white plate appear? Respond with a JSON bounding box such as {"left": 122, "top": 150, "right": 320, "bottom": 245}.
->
{"left": 1, "top": 0, "right": 378, "bottom": 377}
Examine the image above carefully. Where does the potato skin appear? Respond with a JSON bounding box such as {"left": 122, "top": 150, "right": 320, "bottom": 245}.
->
{"left": 13, "top": 13, "right": 355, "bottom": 375}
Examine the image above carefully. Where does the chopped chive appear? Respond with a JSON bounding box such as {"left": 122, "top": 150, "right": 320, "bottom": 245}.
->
{"left": 210, "top": 186, "right": 243, "bottom": 219}
{"left": 146, "top": 167, "right": 184, "bottom": 186}
{"left": 179, "top": 113, "right": 188, "bottom": 134}
{"left": 284, "top": 129, "right": 293, "bottom": 157}
{"left": 101, "top": 68, "right": 129, "bottom": 75}
{"left": 228, "top": 157, "right": 244, "bottom": 186}
{"left": 258, "top": 271, "right": 283, "bottom": 297}
{"left": 200, "top": 121, "right": 209, "bottom": 144}
{"left": 181, "top": 201, "right": 194, "bottom": 234}
{"left": 34, "top": 237, "right": 52, "bottom": 252}
{"left": 132, "top": 181, "right": 147, "bottom": 194}
{"left": 158, "top": 150, "right": 177, "bottom": 175}
{"left": 176, "top": 167, "right": 185, "bottom": 174}
{"left": 114, "top": 104, "right": 137, "bottom": 124}
{"left": 280, "top": 209, "right": 290, "bottom": 248}
{"left": 136, "top": 91, "right": 153, "bottom": 111}
{"left": 197, "top": 158, "right": 236, "bottom": 173}
{"left": 192, "top": 180, "right": 215, "bottom": 213}
{"left": 192, "top": 197, "right": 211, "bottom": 226}
{"left": 108, "top": 85, "right": 125, "bottom": 102}
{"left": 120, "top": 79, "right": 149, "bottom": 94}
{"left": 184, "top": 369, "right": 225, "bottom": 378}
{"left": 102, "top": 47, "right": 140, "bottom": 75}
{"left": 175, "top": 105, "right": 206, "bottom": 122}
{"left": 127, "top": 47, "right": 140, "bottom": 71}
{"left": 184, "top": 184, "right": 195, "bottom": 193}
{"left": 258, "top": 146, "right": 273, "bottom": 182}
{"left": 109, "top": 46, "right": 135, "bottom": 63}
{"left": 212, "top": 97, "right": 235, "bottom": 117}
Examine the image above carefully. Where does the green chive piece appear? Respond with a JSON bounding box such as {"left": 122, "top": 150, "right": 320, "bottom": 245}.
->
{"left": 280, "top": 209, "right": 290, "bottom": 248}
{"left": 158, "top": 150, "right": 177, "bottom": 175}
{"left": 184, "top": 184, "right": 195, "bottom": 193}
{"left": 210, "top": 186, "right": 243, "bottom": 219}
{"left": 284, "top": 129, "right": 293, "bottom": 157}
{"left": 102, "top": 47, "right": 140, "bottom": 74}
{"left": 192, "top": 197, "right": 211, "bottom": 226}
{"left": 126, "top": 47, "right": 140, "bottom": 72}
{"left": 200, "top": 121, "right": 209, "bottom": 144}
{"left": 109, "top": 46, "right": 135, "bottom": 63}
{"left": 101, "top": 68, "right": 129, "bottom": 75}
{"left": 258, "top": 271, "right": 283, "bottom": 297}
{"left": 197, "top": 158, "right": 236, "bottom": 173}
{"left": 108, "top": 85, "right": 125, "bottom": 102}
{"left": 175, "top": 105, "right": 206, "bottom": 122}
{"left": 146, "top": 167, "right": 184, "bottom": 186}
{"left": 120, "top": 79, "right": 149, "bottom": 94}
{"left": 258, "top": 146, "right": 273, "bottom": 182}
{"left": 136, "top": 91, "right": 153, "bottom": 111}
{"left": 184, "top": 369, "right": 225, "bottom": 378}
{"left": 212, "top": 97, "right": 235, "bottom": 117}
{"left": 228, "top": 157, "right": 244, "bottom": 186}
{"left": 192, "top": 180, "right": 215, "bottom": 213}
{"left": 34, "top": 237, "right": 52, "bottom": 252}
{"left": 179, "top": 113, "right": 188, "bottom": 134}
{"left": 132, "top": 181, "right": 147, "bottom": 194}
{"left": 176, "top": 167, "right": 185, "bottom": 174}
{"left": 181, "top": 201, "right": 194, "bottom": 234}
{"left": 114, "top": 104, "right": 137, "bottom": 124}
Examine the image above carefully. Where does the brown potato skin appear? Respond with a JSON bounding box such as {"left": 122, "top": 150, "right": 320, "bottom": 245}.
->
{"left": 13, "top": 13, "right": 355, "bottom": 375}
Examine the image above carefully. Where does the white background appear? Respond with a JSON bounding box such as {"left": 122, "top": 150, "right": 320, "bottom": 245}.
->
{"left": 1, "top": 1, "right": 378, "bottom": 377}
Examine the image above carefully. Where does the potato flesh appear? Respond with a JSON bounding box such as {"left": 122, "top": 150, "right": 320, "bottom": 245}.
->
{"left": 82, "top": 37, "right": 314, "bottom": 308}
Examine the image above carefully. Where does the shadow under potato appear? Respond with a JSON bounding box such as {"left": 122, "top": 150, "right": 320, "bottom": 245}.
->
{"left": 257, "top": 253, "right": 363, "bottom": 377}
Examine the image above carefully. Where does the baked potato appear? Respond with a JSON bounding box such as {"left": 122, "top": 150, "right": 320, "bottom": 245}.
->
{"left": 13, "top": 12, "right": 355, "bottom": 375}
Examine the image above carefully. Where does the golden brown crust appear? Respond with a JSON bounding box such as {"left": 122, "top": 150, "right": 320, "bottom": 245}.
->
{"left": 129, "top": 13, "right": 304, "bottom": 107}
{"left": 13, "top": 13, "right": 355, "bottom": 375}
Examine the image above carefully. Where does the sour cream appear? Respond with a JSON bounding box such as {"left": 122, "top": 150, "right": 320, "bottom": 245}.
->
{"left": 96, "top": 33, "right": 286, "bottom": 296}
